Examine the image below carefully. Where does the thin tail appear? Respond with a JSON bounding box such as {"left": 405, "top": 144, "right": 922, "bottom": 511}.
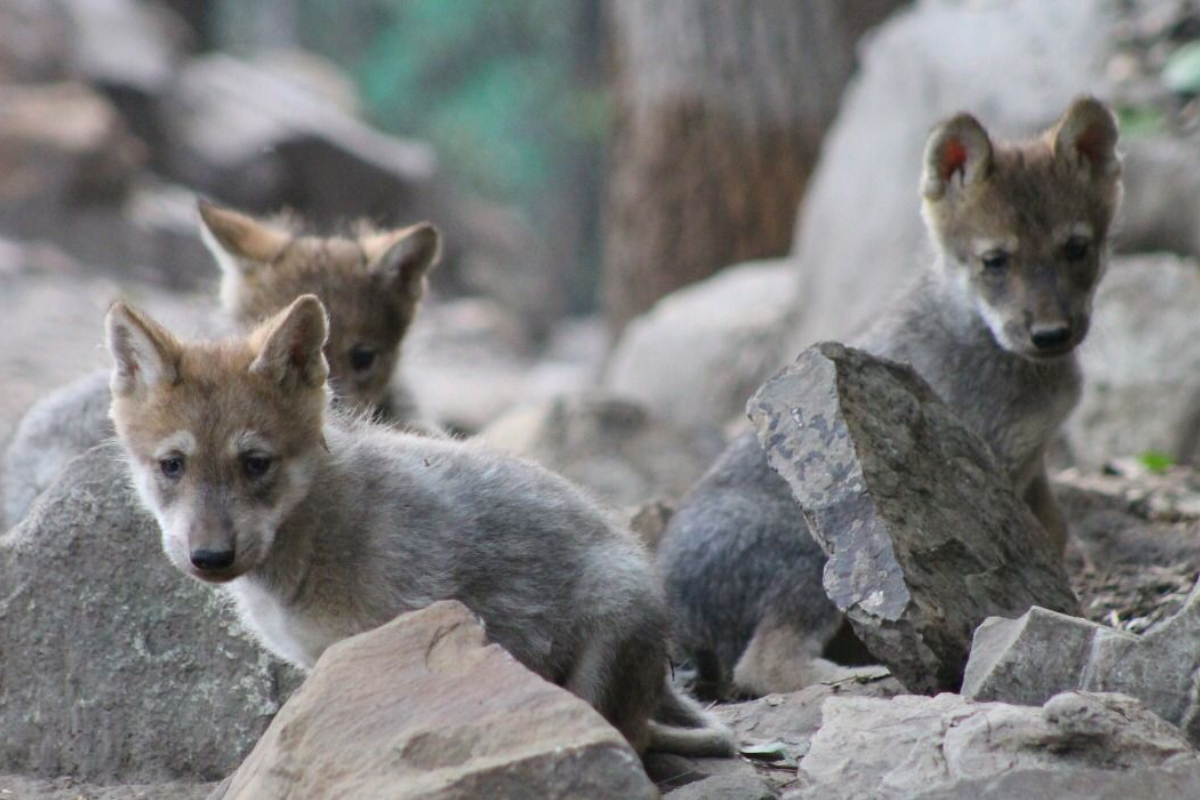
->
{"left": 646, "top": 681, "right": 738, "bottom": 757}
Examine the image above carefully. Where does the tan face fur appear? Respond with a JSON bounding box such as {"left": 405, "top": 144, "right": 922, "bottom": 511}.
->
{"left": 107, "top": 296, "right": 330, "bottom": 583}
{"left": 198, "top": 202, "right": 440, "bottom": 409}
{"left": 921, "top": 97, "right": 1122, "bottom": 359}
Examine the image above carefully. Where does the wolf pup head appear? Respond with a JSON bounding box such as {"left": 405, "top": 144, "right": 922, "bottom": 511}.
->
{"left": 198, "top": 201, "right": 440, "bottom": 409}
{"left": 107, "top": 296, "right": 330, "bottom": 583}
{"left": 920, "top": 97, "right": 1122, "bottom": 359}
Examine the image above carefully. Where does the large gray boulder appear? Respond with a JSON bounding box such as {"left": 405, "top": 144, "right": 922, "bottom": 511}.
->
{"left": 0, "top": 443, "right": 300, "bottom": 782}
{"left": 605, "top": 260, "right": 797, "bottom": 430}
{"left": 748, "top": 343, "right": 1078, "bottom": 692}
{"left": 788, "top": 691, "right": 1200, "bottom": 800}
{"left": 478, "top": 393, "right": 724, "bottom": 511}
{"left": 213, "top": 601, "right": 658, "bottom": 800}
{"left": 786, "top": 0, "right": 1117, "bottom": 351}
{"left": 160, "top": 54, "right": 436, "bottom": 227}
{"left": 1065, "top": 254, "right": 1200, "bottom": 470}
{"left": 962, "top": 576, "right": 1200, "bottom": 745}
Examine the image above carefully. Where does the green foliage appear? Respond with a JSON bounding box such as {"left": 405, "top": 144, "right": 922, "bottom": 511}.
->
{"left": 1137, "top": 450, "right": 1176, "bottom": 475}
{"left": 349, "top": 0, "right": 607, "bottom": 203}
{"left": 1163, "top": 40, "right": 1200, "bottom": 95}
{"left": 1115, "top": 104, "right": 1167, "bottom": 139}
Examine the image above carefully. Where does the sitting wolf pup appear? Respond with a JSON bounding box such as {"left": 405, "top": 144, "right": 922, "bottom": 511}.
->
{"left": 656, "top": 97, "right": 1122, "bottom": 699}
{"left": 1, "top": 202, "right": 438, "bottom": 527}
{"left": 104, "top": 295, "right": 736, "bottom": 758}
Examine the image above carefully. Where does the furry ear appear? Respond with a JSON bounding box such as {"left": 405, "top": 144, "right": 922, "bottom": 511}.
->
{"left": 1052, "top": 96, "right": 1120, "bottom": 178}
{"left": 197, "top": 200, "right": 291, "bottom": 277}
{"left": 105, "top": 302, "right": 180, "bottom": 397}
{"left": 250, "top": 295, "right": 330, "bottom": 390}
{"left": 363, "top": 223, "right": 441, "bottom": 303}
{"left": 922, "top": 113, "right": 994, "bottom": 201}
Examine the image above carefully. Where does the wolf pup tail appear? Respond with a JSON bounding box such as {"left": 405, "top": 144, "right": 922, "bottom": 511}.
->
{"left": 646, "top": 680, "right": 737, "bottom": 757}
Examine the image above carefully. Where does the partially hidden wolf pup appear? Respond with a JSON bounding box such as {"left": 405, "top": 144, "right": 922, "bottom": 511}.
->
{"left": 1, "top": 202, "right": 438, "bottom": 528}
{"left": 104, "top": 295, "right": 736, "bottom": 758}
{"left": 656, "top": 97, "right": 1122, "bottom": 699}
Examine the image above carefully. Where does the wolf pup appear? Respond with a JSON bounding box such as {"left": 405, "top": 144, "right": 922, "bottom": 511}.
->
{"left": 104, "top": 295, "right": 735, "bottom": 758}
{"left": 656, "top": 97, "right": 1122, "bottom": 699}
{"left": 1, "top": 202, "right": 438, "bottom": 528}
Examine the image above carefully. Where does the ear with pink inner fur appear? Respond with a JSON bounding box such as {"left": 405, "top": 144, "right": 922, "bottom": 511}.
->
{"left": 105, "top": 302, "right": 181, "bottom": 397}
{"left": 1052, "top": 96, "right": 1121, "bottom": 179}
{"left": 922, "top": 113, "right": 994, "bottom": 201}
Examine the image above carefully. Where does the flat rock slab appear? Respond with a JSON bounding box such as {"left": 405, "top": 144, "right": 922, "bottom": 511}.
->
{"left": 652, "top": 673, "right": 903, "bottom": 796}
{"left": 214, "top": 600, "right": 658, "bottom": 800}
{"left": 748, "top": 342, "right": 1078, "bottom": 692}
{"left": 0, "top": 443, "right": 300, "bottom": 783}
{"left": 788, "top": 691, "right": 1200, "bottom": 800}
{"left": 963, "top": 579, "right": 1200, "bottom": 745}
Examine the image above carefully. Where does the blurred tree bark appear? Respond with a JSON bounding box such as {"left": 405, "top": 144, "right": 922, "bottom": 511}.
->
{"left": 602, "top": 0, "right": 907, "bottom": 333}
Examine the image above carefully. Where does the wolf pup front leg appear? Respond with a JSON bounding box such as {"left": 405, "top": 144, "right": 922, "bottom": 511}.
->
{"left": 104, "top": 296, "right": 734, "bottom": 758}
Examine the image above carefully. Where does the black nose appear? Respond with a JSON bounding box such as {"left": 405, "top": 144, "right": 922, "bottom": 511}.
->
{"left": 1031, "top": 326, "right": 1072, "bottom": 350}
{"left": 190, "top": 548, "right": 236, "bottom": 571}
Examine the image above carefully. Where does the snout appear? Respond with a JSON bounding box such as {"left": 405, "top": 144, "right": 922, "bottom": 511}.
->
{"left": 1030, "top": 324, "right": 1073, "bottom": 354}
{"left": 191, "top": 547, "right": 236, "bottom": 572}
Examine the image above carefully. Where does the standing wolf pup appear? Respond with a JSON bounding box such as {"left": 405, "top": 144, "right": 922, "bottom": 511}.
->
{"left": 657, "top": 97, "right": 1122, "bottom": 699}
{"left": 1, "top": 202, "right": 438, "bottom": 528}
{"left": 104, "top": 295, "right": 735, "bottom": 758}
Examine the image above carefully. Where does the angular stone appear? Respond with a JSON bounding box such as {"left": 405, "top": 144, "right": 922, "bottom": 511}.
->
{"left": 665, "top": 774, "right": 777, "bottom": 800}
{"left": 214, "top": 601, "right": 658, "bottom": 800}
{"left": 605, "top": 260, "right": 796, "bottom": 430}
{"left": 789, "top": 691, "right": 1200, "bottom": 800}
{"left": 478, "top": 393, "right": 724, "bottom": 511}
{"left": 748, "top": 342, "right": 1078, "bottom": 692}
{"left": 0, "top": 444, "right": 301, "bottom": 782}
{"left": 963, "top": 579, "right": 1200, "bottom": 745}
{"left": 1065, "top": 254, "right": 1200, "bottom": 470}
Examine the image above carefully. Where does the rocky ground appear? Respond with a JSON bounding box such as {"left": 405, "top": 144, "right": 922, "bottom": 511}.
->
{"left": 3, "top": 0, "right": 1200, "bottom": 798}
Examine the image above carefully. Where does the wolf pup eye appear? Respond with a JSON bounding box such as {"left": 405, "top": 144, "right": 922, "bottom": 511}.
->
{"left": 242, "top": 454, "right": 273, "bottom": 480}
{"left": 160, "top": 455, "right": 185, "bottom": 480}
{"left": 981, "top": 251, "right": 1010, "bottom": 272}
{"left": 1062, "top": 237, "right": 1091, "bottom": 262}
{"left": 349, "top": 346, "right": 376, "bottom": 372}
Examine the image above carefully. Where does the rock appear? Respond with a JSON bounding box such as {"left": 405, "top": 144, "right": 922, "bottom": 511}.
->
{"left": 1118, "top": 134, "right": 1200, "bottom": 262}
{"left": 962, "top": 574, "right": 1200, "bottom": 744}
{"left": 160, "top": 54, "right": 437, "bottom": 227}
{"left": 789, "top": 691, "right": 1200, "bottom": 800}
{"left": 213, "top": 600, "right": 657, "bottom": 800}
{"left": 0, "top": 774, "right": 216, "bottom": 800}
{"left": 665, "top": 774, "right": 778, "bottom": 800}
{"left": 649, "top": 673, "right": 903, "bottom": 796}
{"left": 786, "top": 0, "right": 1118, "bottom": 351}
{"left": 0, "top": 444, "right": 301, "bottom": 782}
{"left": 606, "top": 260, "right": 797, "bottom": 429}
{"left": 0, "top": 0, "right": 69, "bottom": 82}
{"left": 748, "top": 342, "right": 1079, "bottom": 692}
{"left": 1065, "top": 254, "right": 1200, "bottom": 470}
{"left": 61, "top": 0, "right": 187, "bottom": 99}
{"left": 478, "top": 393, "right": 724, "bottom": 511}
{"left": 405, "top": 299, "right": 598, "bottom": 434}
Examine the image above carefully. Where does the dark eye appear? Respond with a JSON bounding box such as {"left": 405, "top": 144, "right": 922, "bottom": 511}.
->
{"left": 159, "top": 455, "right": 185, "bottom": 480}
{"left": 349, "top": 346, "right": 376, "bottom": 372}
{"left": 1063, "top": 237, "right": 1091, "bottom": 262}
{"left": 981, "top": 251, "right": 1010, "bottom": 271}
{"left": 242, "top": 454, "right": 273, "bottom": 480}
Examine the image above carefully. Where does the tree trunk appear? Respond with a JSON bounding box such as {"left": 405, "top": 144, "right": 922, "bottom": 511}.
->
{"left": 602, "top": 0, "right": 907, "bottom": 333}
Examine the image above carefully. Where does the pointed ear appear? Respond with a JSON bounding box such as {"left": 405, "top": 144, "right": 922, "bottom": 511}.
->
{"left": 1052, "top": 96, "right": 1120, "bottom": 179}
{"left": 922, "top": 113, "right": 994, "bottom": 201}
{"left": 197, "top": 200, "right": 291, "bottom": 277}
{"left": 249, "top": 295, "right": 329, "bottom": 390}
{"left": 105, "top": 302, "right": 180, "bottom": 397}
{"left": 363, "top": 223, "right": 441, "bottom": 303}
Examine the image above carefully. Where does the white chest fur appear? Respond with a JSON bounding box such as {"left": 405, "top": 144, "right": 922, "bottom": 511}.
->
{"left": 226, "top": 578, "right": 336, "bottom": 669}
